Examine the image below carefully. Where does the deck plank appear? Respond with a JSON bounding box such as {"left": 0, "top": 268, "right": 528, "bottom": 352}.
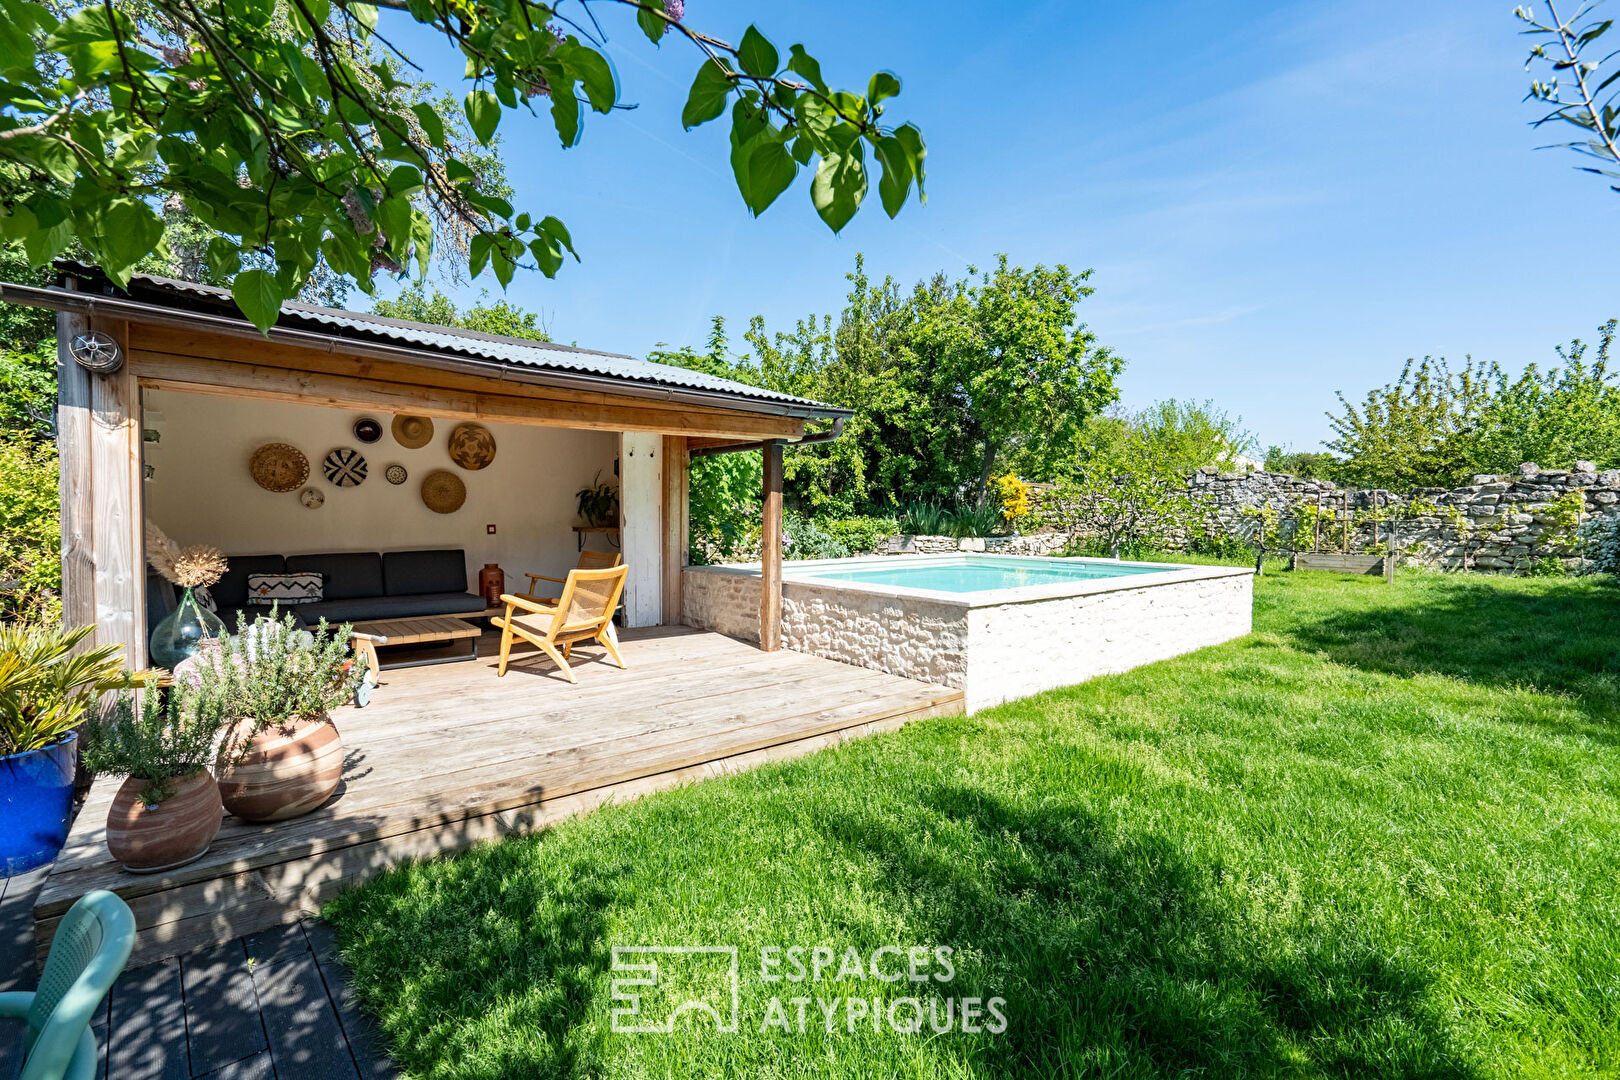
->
{"left": 106, "top": 958, "right": 188, "bottom": 1080}
{"left": 35, "top": 627, "right": 963, "bottom": 962}
{"left": 178, "top": 941, "right": 265, "bottom": 1077}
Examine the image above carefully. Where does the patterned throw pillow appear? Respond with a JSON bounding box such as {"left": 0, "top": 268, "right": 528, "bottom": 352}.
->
{"left": 246, "top": 572, "right": 324, "bottom": 605}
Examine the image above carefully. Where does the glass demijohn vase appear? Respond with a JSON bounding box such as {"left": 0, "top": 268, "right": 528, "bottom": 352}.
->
{"left": 149, "top": 586, "right": 226, "bottom": 670}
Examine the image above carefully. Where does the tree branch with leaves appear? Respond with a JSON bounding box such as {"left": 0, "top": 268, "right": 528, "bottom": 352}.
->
{"left": 1518, "top": 0, "right": 1620, "bottom": 190}
{"left": 0, "top": 0, "right": 926, "bottom": 329}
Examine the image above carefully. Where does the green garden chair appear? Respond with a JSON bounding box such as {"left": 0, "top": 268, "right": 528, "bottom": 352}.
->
{"left": 0, "top": 890, "right": 134, "bottom": 1080}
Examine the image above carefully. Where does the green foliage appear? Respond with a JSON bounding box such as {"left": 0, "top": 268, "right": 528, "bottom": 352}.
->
{"left": 83, "top": 684, "right": 221, "bottom": 803}
{"left": 0, "top": 622, "right": 131, "bottom": 755}
{"left": 781, "top": 511, "right": 848, "bottom": 561}
{"left": 371, "top": 283, "right": 551, "bottom": 341}
{"left": 1327, "top": 321, "right": 1620, "bottom": 490}
{"left": 193, "top": 612, "right": 361, "bottom": 749}
{"left": 0, "top": 341, "right": 57, "bottom": 438}
{"left": 0, "top": 433, "right": 61, "bottom": 621}
{"left": 819, "top": 516, "right": 898, "bottom": 555}
{"left": 1263, "top": 445, "right": 1342, "bottom": 480}
{"left": 0, "top": 3, "right": 922, "bottom": 330}
{"left": 1044, "top": 445, "right": 1203, "bottom": 555}
{"left": 574, "top": 471, "right": 618, "bottom": 528}
{"left": 897, "top": 500, "right": 949, "bottom": 536}
{"left": 1519, "top": 1, "right": 1620, "bottom": 192}
{"left": 945, "top": 498, "right": 1004, "bottom": 539}
{"left": 655, "top": 255, "right": 1122, "bottom": 517}
{"left": 1123, "top": 399, "right": 1256, "bottom": 473}
{"left": 1524, "top": 554, "right": 1571, "bottom": 577}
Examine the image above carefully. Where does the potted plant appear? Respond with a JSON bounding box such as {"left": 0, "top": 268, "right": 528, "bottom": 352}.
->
{"left": 576, "top": 471, "right": 620, "bottom": 528}
{"left": 82, "top": 683, "right": 225, "bottom": 873}
{"left": 0, "top": 623, "right": 131, "bottom": 876}
{"left": 199, "top": 611, "right": 360, "bottom": 822}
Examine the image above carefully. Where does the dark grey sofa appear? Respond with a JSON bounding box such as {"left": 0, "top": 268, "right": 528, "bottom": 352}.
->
{"left": 203, "top": 548, "right": 487, "bottom": 632}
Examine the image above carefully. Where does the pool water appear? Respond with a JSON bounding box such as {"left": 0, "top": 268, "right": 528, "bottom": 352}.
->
{"left": 786, "top": 555, "right": 1166, "bottom": 594}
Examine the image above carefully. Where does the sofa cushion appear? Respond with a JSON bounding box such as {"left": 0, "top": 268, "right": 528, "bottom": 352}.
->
{"left": 213, "top": 555, "right": 286, "bottom": 610}
{"left": 293, "top": 591, "right": 487, "bottom": 626}
{"left": 383, "top": 549, "right": 468, "bottom": 596}
{"left": 287, "top": 552, "right": 384, "bottom": 601}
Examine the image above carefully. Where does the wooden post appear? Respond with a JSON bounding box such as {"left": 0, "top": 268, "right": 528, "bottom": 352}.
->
{"left": 87, "top": 318, "right": 146, "bottom": 666}
{"left": 661, "top": 434, "right": 688, "bottom": 626}
{"left": 56, "top": 305, "right": 96, "bottom": 633}
{"left": 759, "top": 439, "right": 783, "bottom": 651}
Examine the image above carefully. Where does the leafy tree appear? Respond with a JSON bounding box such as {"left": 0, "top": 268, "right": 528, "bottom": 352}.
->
{"left": 1263, "top": 446, "right": 1343, "bottom": 480}
{"left": 0, "top": 1, "right": 925, "bottom": 329}
{"left": 0, "top": 342, "right": 56, "bottom": 438}
{"left": 1117, "top": 399, "right": 1255, "bottom": 475}
{"left": 1043, "top": 443, "right": 1201, "bottom": 558}
{"left": 371, "top": 282, "right": 551, "bottom": 340}
{"left": 1327, "top": 322, "right": 1620, "bottom": 489}
{"left": 1470, "top": 320, "right": 1620, "bottom": 472}
{"left": 1326, "top": 357, "right": 1493, "bottom": 490}
{"left": 1519, "top": 0, "right": 1620, "bottom": 191}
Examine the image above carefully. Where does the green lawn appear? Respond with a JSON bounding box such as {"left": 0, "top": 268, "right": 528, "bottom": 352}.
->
{"left": 325, "top": 570, "right": 1620, "bottom": 1079}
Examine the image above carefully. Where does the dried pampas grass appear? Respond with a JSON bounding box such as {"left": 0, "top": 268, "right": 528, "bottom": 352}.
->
{"left": 146, "top": 520, "right": 229, "bottom": 587}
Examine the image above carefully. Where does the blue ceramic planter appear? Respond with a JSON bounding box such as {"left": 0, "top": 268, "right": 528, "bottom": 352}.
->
{"left": 1, "top": 732, "right": 77, "bottom": 876}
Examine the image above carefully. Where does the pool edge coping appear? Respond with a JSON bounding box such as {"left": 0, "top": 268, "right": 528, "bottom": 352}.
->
{"left": 684, "top": 555, "right": 1255, "bottom": 609}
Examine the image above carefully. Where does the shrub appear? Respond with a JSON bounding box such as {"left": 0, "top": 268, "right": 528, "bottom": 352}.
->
{"left": 84, "top": 685, "right": 223, "bottom": 804}
{"left": 0, "top": 434, "right": 61, "bottom": 622}
{"left": 191, "top": 611, "right": 362, "bottom": 751}
{"left": 0, "top": 623, "right": 133, "bottom": 756}
{"left": 820, "top": 516, "right": 898, "bottom": 554}
{"left": 945, "top": 499, "right": 1003, "bottom": 538}
{"left": 992, "top": 473, "right": 1032, "bottom": 527}
{"left": 1044, "top": 450, "right": 1201, "bottom": 554}
{"left": 899, "top": 500, "right": 951, "bottom": 536}
{"left": 781, "top": 511, "right": 849, "bottom": 561}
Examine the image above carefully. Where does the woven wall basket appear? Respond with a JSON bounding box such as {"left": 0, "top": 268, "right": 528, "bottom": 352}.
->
{"left": 420, "top": 469, "right": 466, "bottom": 514}
{"left": 447, "top": 423, "right": 497, "bottom": 470}
{"left": 249, "top": 443, "right": 309, "bottom": 493}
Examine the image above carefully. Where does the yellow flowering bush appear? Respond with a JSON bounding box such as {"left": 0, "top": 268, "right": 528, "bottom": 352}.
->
{"left": 993, "top": 473, "right": 1032, "bottom": 527}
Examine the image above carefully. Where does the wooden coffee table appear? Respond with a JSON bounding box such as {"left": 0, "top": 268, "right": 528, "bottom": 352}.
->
{"left": 350, "top": 616, "right": 482, "bottom": 669}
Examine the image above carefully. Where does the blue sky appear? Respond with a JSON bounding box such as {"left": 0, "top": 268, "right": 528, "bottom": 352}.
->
{"left": 377, "top": 0, "right": 1620, "bottom": 453}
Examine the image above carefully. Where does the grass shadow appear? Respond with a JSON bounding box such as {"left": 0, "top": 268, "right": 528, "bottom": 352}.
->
{"left": 1278, "top": 575, "right": 1619, "bottom": 729}
{"left": 325, "top": 837, "right": 630, "bottom": 1080}
{"left": 814, "top": 779, "right": 1482, "bottom": 1078}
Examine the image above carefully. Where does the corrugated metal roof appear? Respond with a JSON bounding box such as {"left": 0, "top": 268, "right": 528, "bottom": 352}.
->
{"left": 53, "top": 263, "right": 846, "bottom": 417}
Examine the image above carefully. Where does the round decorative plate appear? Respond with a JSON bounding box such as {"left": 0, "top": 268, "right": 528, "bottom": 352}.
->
{"left": 420, "top": 469, "right": 466, "bottom": 514}
{"left": 391, "top": 414, "right": 434, "bottom": 449}
{"left": 384, "top": 464, "right": 408, "bottom": 485}
{"left": 300, "top": 487, "right": 325, "bottom": 509}
{"left": 249, "top": 443, "right": 309, "bottom": 493}
{"left": 323, "top": 447, "right": 368, "bottom": 487}
{"left": 447, "top": 423, "right": 497, "bottom": 470}
{"left": 353, "top": 417, "right": 383, "bottom": 444}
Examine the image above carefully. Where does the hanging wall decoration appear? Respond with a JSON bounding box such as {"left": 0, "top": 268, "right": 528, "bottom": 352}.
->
{"left": 300, "top": 488, "right": 325, "bottom": 509}
{"left": 353, "top": 417, "right": 383, "bottom": 444}
{"left": 384, "top": 464, "right": 408, "bottom": 485}
{"left": 323, "top": 447, "right": 368, "bottom": 487}
{"left": 420, "top": 469, "right": 466, "bottom": 514}
{"left": 391, "top": 414, "right": 433, "bottom": 449}
{"left": 249, "top": 443, "right": 309, "bottom": 493}
{"left": 447, "top": 423, "right": 497, "bottom": 470}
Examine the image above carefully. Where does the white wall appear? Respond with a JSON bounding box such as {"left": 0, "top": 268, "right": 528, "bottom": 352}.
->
{"left": 141, "top": 389, "right": 619, "bottom": 590}
{"left": 618, "top": 431, "right": 663, "bottom": 627}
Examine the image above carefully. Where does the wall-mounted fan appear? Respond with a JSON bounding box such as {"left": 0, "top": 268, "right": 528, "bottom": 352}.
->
{"left": 68, "top": 331, "right": 123, "bottom": 374}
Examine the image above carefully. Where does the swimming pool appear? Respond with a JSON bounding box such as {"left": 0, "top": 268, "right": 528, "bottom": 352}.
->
{"left": 787, "top": 554, "right": 1166, "bottom": 593}
{"left": 683, "top": 554, "right": 1255, "bottom": 710}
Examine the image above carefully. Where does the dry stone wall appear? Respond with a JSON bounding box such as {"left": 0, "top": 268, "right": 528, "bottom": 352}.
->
{"left": 864, "top": 461, "right": 1619, "bottom": 574}
{"left": 1186, "top": 460, "right": 1619, "bottom": 572}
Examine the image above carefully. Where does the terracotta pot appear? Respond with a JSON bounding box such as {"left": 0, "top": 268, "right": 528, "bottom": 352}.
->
{"left": 479, "top": 563, "right": 506, "bottom": 605}
{"left": 106, "top": 770, "right": 223, "bottom": 874}
{"left": 217, "top": 714, "right": 343, "bottom": 822}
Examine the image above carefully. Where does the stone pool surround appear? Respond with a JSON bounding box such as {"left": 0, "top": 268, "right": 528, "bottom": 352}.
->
{"left": 682, "top": 555, "right": 1255, "bottom": 712}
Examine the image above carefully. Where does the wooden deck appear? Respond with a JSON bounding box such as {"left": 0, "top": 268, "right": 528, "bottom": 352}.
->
{"left": 34, "top": 627, "right": 962, "bottom": 966}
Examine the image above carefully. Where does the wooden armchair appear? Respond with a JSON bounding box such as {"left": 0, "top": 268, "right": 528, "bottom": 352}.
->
{"left": 493, "top": 564, "right": 629, "bottom": 683}
{"left": 520, "top": 549, "right": 622, "bottom": 606}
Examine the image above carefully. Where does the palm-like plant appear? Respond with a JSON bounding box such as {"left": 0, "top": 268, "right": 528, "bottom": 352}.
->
{"left": 0, "top": 624, "right": 134, "bottom": 756}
